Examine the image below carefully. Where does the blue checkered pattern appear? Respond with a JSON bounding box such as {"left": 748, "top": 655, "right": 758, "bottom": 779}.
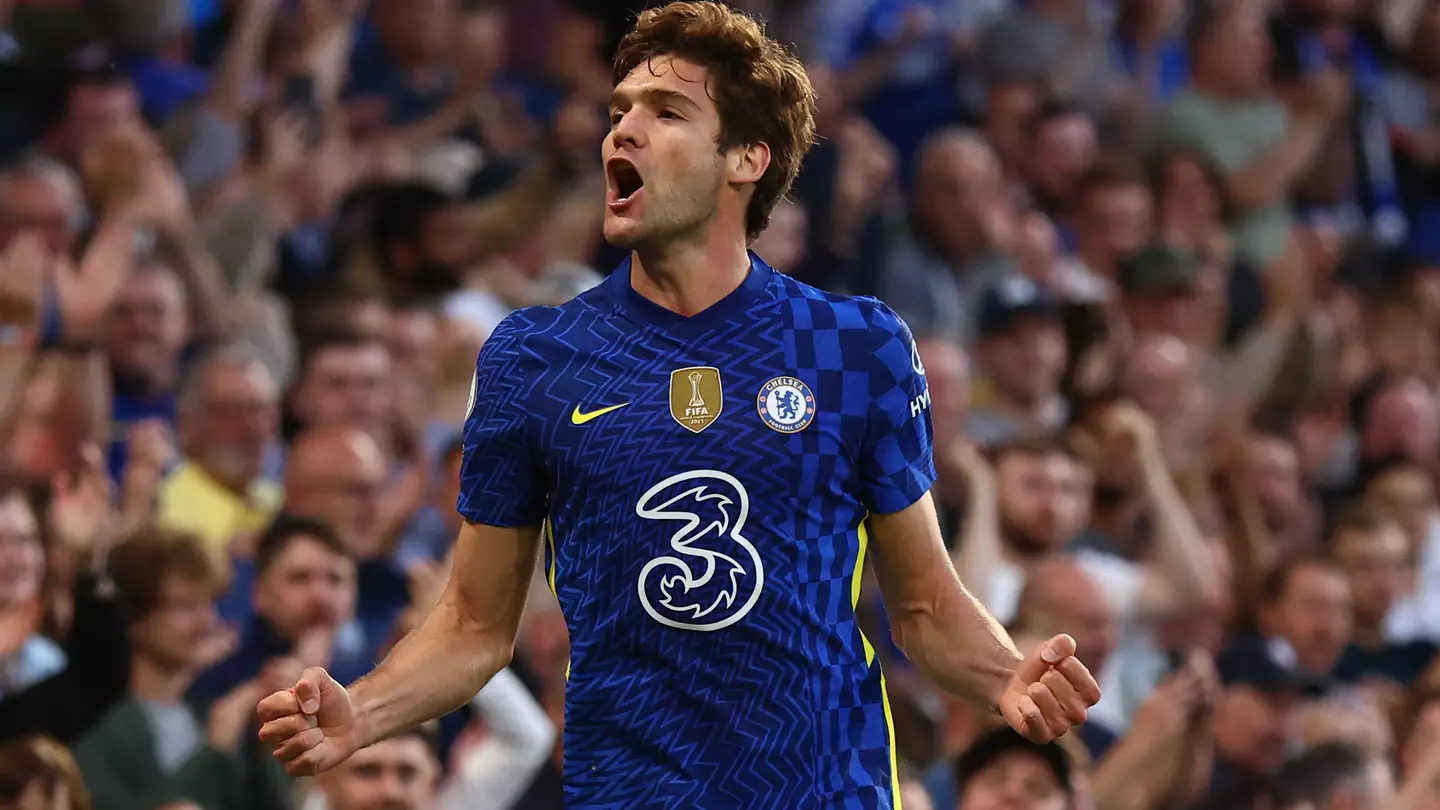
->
{"left": 459, "top": 254, "right": 935, "bottom": 809}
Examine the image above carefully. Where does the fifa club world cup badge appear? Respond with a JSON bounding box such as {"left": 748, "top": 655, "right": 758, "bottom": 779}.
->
{"left": 670, "top": 366, "right": 724, "bottom": 433}
{"left": 757, "top": 376, "right": 816, "bottom": 433}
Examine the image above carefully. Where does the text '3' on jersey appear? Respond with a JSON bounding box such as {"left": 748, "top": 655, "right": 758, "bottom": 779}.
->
{"left": 458, "top": 252, "right": 936, "bottom": 809}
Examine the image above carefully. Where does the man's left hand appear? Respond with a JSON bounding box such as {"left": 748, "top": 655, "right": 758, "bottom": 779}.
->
{"left": 999, "top": 634, "right": 1101, "bottom": 744}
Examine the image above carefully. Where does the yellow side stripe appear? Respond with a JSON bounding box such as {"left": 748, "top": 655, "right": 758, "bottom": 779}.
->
{"left": 543, "top": 520, "right": 568, "bottom": 681}
{"left": 856, "top": 517, "right": 901, "bottom": 809}
{"left": 853, "top": 521, "right": 875, "bottom": 666}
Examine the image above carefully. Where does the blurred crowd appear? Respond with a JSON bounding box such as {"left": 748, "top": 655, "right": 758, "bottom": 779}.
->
{"left": 1, "top": 0, "right": 1440, "bottom": 809}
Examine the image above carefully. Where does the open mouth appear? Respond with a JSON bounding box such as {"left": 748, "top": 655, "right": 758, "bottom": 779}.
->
{"left": 607, "top": 157, "right": 645, "bottom": 207}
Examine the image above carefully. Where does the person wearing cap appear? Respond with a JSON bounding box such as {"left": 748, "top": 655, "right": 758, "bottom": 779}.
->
{"left": 1204, "top": 639, "right": 1331, "bottom": 807}
{"left": 967, "top": 276, "right": 1069, "bottom": 448}
{"left": 951, "top": 726, "right": 1075, "bottom": 810}
{"left": 1116, "top": 243, "right": 1209, "bottom": 342}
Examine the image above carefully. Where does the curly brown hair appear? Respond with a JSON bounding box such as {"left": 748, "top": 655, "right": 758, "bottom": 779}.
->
{"left": 612, "top": 1, "right": 817, "bottom": 241}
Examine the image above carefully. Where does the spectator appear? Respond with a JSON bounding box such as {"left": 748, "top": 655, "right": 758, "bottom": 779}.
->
{"left": 1267, "top": 740, "right": 1396, "bottom": 810}
{"left": 73, "top": 527, "right": 289, "bottom": 810}
{"left": 966, "top": 279, "right": 1068, "bottom": 446}
{"left": 155, "top": 345, "right": 282, "bottom": 563}
{"left": 1206, "top": 644, "right": 1321, "bottom": 805}
{"left": 877, "top": 128, "right": 1017, "bottom": 344}
{"left": 951, "top": 726, "right": 1075, "bottom": 810}
{"left": 0, "top": 735, "right": 91, "bottom": 810}
{"left": 192, "top": 514, "right": 367, "bottom": 704}
{"left": 1162, "top": 0, "right": 1344, "bottom": 272}
{"left": 0, "top": 481, "right": 62, "bottom": 699}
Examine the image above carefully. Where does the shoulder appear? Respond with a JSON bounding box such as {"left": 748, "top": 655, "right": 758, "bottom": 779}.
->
{"left": 774, "top": 276, "right": 917, "bottom": 345}
{"left": 482, "top": 291, "right": 607, "bottom": 360}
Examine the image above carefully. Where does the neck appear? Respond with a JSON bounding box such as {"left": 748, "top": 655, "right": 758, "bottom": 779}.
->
{"left": 194, "top": 461, "right": 250, "bottom": 497}
{"left": 130, "top": 654, "right": 194, "bottom": 705}
{"left": 630, "top": 225, "right": 752, "bottom": 317}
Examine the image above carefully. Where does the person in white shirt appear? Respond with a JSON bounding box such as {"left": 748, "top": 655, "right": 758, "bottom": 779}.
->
{"left": 305, "top": 668, "right": 554, "bottom": 810}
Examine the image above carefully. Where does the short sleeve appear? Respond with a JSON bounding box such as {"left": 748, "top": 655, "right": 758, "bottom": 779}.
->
{"left": 858, "top": 300, "right": 937, "bottom": 514}
{"left": 457, "top": 316, "right": 548, "bottom": 527}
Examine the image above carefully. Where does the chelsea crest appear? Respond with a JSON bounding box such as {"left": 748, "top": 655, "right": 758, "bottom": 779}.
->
{"left": 757, "top": 376, "right": 816, "bottom": 434}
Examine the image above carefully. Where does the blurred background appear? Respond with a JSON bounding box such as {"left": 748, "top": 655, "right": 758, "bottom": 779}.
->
{"left": 2, "top": 0, "right": 1440, "bottom": 809}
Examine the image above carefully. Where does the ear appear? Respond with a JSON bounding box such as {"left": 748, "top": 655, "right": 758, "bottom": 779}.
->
{"left": 727, "top": 142, "right": 771, "bottom": 186}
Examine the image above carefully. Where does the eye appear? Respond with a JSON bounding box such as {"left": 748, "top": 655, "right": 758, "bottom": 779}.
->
{"left": 659, "top": 109, "right": 681, "bottom": 120}
{"left": 608, "top": 111, "right": 623, "bottom": 127}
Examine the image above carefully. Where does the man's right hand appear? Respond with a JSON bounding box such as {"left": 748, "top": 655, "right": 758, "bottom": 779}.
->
{"left": 257, "top": 666, "right": 360, "bottom": 776}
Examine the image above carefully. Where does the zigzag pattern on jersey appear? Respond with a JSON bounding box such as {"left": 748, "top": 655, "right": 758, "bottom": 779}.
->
{"left": 458, "top": 265, "right": 934, "bottom": 809}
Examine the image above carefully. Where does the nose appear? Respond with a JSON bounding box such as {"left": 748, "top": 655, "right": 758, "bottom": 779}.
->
{"left": 611, "top": 109, "right": 645, "bottom": 150}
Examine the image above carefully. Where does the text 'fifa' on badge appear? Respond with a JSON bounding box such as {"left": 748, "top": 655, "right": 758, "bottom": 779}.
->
{"left": 670, "top": 366, "right": 723, "bottom": 433}
{"left": 757, "top": 376, "right": 816, "bottom": 433}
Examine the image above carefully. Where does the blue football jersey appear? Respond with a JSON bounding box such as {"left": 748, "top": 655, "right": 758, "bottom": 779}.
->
{"left": 458, "top": 253, "right": 936, "bottom": 809}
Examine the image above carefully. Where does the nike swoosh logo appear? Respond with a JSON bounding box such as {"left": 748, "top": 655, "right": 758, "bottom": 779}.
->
{"left": 571, "top": 402, "right": 630, "bottom": 425}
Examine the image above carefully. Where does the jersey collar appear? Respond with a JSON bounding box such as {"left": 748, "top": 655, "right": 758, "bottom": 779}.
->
{"left": 606, "top": 250, "right": 775, "bottom": 337}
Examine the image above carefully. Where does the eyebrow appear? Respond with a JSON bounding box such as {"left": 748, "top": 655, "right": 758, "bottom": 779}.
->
{"left": 610, "top": 87, "right": 702, "bottom": 114}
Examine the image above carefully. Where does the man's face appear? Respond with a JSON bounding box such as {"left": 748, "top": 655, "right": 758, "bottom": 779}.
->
{"left": 985, "top": 82, "right": 1039, "bottom": 169}
{"left": 322, "top": 737, "right": 438, "bottom": 810}
{"left": 105, "top": 268, "right": 190, "bottom": 382}
{"left": 914, "top": 140, "right": 1006, "bottom": 259}
{"left": 0, "top": 495, "right": 42, "bottom": 610}
{"left": 1030, "top": 114, "right": 1096, "bottom": 202}
{"left": 978, "top": 319, "right": 1067, "bottom": 406}
{"left": 295, "top": 345, "right": 393, "bottom": 436}
{"left": 0, "top": 175, "right": 80, "bottom": 254}
{"left": 1206, "top": 10, "right": 1271, "bottom": 93}
{"left": 603, "top": 55, "right": 733, "bottom": 249}
{"left": 997, "top": 452, "right": 1088, "bottom": 556}
{"left": 1367, "top": 467, "right": 1435, "bottom": 549}
{"left": 131, "top": 575, "right": 223, "bottom": 672}
{"left": 1214, "top": 686, "right": 1295, "bottom": 772}
{"left": 187, "top": 362, "right": 279, "bottom": 485}
{"left": 386, "top": 310, "right": 441, "bottom": 388}
{"left": 1078, "top": 184, "right": 1151, "bottom": 262}
{"left": 1333, "top": 525, "right": 1410, "bottom": 630}
{"left": 958, "top": 749, "right": 1068, "bottom": 810}
{"left": 1369, "top": 305, "right": 1433, "bottom": 379}
{"left": 289, "top": 442, "right": 389, "bottom": 559}
{"left": 1249, "top": 437, "right": 1304, "bottom": 523}
{"left": 253, "top": 536, "right": 356, "bottom": 642}
{"left": 1270, "top": 564, "right": 1353, "bottom": 673}
{"left": 1158, "top": 156, "right": 1220, "bottom": 234}
{"left": 61, "top": 81, "right": 141, "bottom": 161}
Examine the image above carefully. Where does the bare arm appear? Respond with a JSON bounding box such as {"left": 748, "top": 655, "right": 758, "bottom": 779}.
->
{"left": 1117, "top": 409, "right": 1219, "bottom": 616}
{"left": 869, "top": 492, "right": 1022, "bottom": 712}
{"left": 350, "top": 521, "right": 541, "bottom": 749}
{"left": 205, "top": 0, "right": 279, "bottom": 122}
{"left": 158, "top": 215, "right": 234, "bottom": 342}
{"left": 1227, "top": 114, "right": 1329, "bottom": 212}
{"left": 950, "top": 449, "right": 1001, "bottom": 610}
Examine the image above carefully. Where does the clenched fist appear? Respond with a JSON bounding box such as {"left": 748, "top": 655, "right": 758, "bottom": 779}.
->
{"left": 999, "top": 634, "right": 1102, "bottom": 744}
{"left": 256, "top": 666, "right": 361, "bottom": 776}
